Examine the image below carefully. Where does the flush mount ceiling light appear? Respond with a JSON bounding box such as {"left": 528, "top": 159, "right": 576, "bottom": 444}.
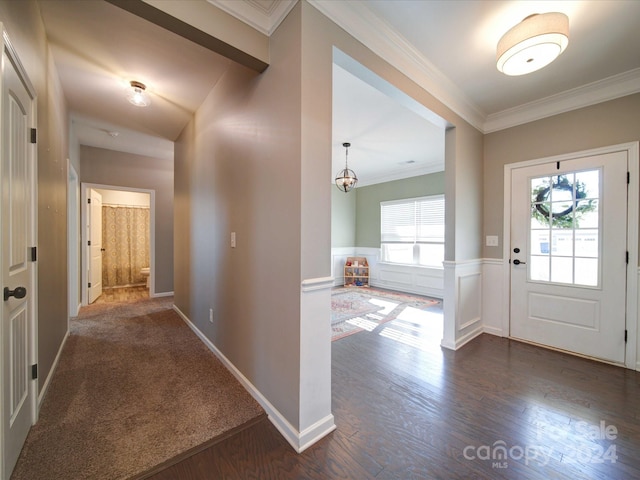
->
{"left": 335, "top": 142, "right": 358, "bottom": 193}
{"left": 127, "top": 80, "right": 151, "bottom": 107}
{"left": 497, "top": 12, "right": 569, "bottom": 76}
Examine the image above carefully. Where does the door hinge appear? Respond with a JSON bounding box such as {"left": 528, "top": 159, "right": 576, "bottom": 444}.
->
{"left": 30, "top": 128, "right": 37, "bottom": 144}
{"left": 88, "top": 198, "right": 91, "bottom": 204}
{"left": 628, "top": 172, "right": 630, "bottom": 184}
{"left": 88, "top": 282, "right": 92, "bottom": 288}
{"left": 30, "top": 246, "right": 37, "bottom": 262}
{"left": 626, "top": 251, "right": 629, "bottom": 264}
{"left": 31, "top": 364, "right": 37, "bottom": 380}
{"left": 625, "top": 330, "right": 628, "bottom": 343}
{"left": 88, "top": 240, "right": 91, "bottom": 246}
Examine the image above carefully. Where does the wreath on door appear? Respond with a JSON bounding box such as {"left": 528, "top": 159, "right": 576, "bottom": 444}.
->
{"left": 532, "top": 175, "right": 596, "bottom": 228}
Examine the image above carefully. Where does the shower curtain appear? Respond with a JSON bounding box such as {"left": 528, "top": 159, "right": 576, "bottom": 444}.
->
{"left": 102, "top": 205, "right": 150, "bottom": 287}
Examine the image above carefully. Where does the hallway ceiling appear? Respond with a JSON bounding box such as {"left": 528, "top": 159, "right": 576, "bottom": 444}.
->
{"left": 39, "top": 0, "right": 640, "bottom": 181}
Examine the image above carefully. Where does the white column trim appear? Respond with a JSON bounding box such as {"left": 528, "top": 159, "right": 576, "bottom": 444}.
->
{"left": 301, "top": 276, "right": 334, "bottom": 292}
{"left": 442, "top": 259, "right": 483, "bottom": 350}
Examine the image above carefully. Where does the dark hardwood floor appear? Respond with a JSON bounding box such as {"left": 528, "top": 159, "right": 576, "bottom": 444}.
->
{"left": 149, "top": 301, "right": 640, "bottom": 479}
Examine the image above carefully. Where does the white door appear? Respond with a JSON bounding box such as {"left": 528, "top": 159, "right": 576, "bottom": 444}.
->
{"left": 510, "top": 151, "right": 628, "bottom": 364}
{"left": 87, "top": 189, "right": 103, "bottom": 304}
{"left": 1, "top": 43, "right": 37, "bottom": 477}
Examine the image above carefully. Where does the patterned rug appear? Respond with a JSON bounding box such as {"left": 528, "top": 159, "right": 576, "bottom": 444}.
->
{"left": 331, "top": 287, "right": 440, "bottom": 341}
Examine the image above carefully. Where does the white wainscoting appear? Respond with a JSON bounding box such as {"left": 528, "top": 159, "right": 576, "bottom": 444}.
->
{"left": 298, "top": 276, "right": 336, "bottom": 451}
{"left": 331, "top": 247, "right": 444, "bottom": 298}
{"left": 442, "top": 259, "right": 483, "bottom": 350}
{"left": 482, "top": 258, "right": 505, "bottom": 337}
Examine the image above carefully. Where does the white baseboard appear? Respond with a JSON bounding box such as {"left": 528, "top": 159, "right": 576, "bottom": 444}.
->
{"left": 298, "top": 414, "right": 336, "bottom": 452}
{"left": 152, "top": 291, "right": 174, "bottom": 298}
{"left": 172, "top": 305, "right": 315, "bottom": 452}
{"left": 38, "top": 330, "right": 70, "bottom": 408}
{"left": 483, "top": 325, "right": 503, "bottom": 337}
{"left": 452, "top": 325, "right": 484, "bottom": 350}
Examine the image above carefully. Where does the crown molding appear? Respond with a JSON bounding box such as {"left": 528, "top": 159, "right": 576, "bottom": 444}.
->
{"left": 357, "top": 162, "right": 444, "bottom": 188}
{"left": 484, "top": 68, "right": 640, "bottom": 133}
{"left": 308, "top": 0, "right": 486, "bottom": 132}
{"left": 207, "top": 0, "right": 296, "bottom": 36}
{"left": 209, "top": 0, "right": 640, "bottom": 135}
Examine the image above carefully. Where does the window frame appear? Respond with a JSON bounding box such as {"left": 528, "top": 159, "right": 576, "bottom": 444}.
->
{"left": 380, "top": 194, "right": 445, "bottom": 268}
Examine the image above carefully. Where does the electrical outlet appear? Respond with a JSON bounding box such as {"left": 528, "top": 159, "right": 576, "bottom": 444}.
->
{"left": 209, "top": 308, "right": 214, "bottom": 323}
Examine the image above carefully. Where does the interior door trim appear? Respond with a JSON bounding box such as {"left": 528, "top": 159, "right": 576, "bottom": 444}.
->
{"left": 80, "top": 182, "right": 156, "bottom": 305}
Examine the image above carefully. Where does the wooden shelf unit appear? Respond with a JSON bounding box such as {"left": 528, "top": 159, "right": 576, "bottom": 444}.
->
{"left": 344, "top": 256, "right": 369, "bottom": 287}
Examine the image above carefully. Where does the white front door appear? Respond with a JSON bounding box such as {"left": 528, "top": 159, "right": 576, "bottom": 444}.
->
{"left": 87, "top": 189, "right": 103, "bottom": 304}
{"left": 1, "top": 39, "right": 37, "bottom": 478}
{"left": 510, "top": 151, "right": 628, "bottom": 364}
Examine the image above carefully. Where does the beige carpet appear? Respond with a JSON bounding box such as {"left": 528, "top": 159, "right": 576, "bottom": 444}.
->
{"left": 12, "top": 296, "right": 265, "bottom": 480}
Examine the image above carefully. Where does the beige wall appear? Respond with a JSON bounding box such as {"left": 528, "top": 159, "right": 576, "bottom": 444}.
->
{"left": 0, "top": 0, "right": 70, "bottom": 390}
{"left": 173, "top": 0, "right": 485, "bottom": 436}
{"left": 80, "top": 146, "right": 174, "bottom": 294}
{"left": 484, "top": 93, "right": 640, "bottom": 259}
{"left": 174, "top": 3, "right": 303, "bottom": 426}
{"left": 300, "top": 8, "right": 483, "bottom": 264}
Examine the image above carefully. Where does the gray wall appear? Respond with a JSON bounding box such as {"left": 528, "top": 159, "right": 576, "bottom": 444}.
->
{"left": 484, "top": 93, "right": 640, "bottom": 259}
{"left": 80, "top": 146, "right": 174, "bottom": 293}
{"left": 331, "top": 187, "right": 356, "bottom": 248}
{"left": 173, "top": 0, "right": 484, "bottom": 434}
{"left": 0, "top": 0, "right": 70, "bottom": 390}
{"left": 174, "top": 6, "right": 303, "bottom": 426}
{"left": 355, "top": 172, "right": 445, "bottom": 248}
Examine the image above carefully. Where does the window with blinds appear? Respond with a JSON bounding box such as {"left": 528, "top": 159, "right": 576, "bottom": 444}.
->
{"left": 380, "top": 195, "right": 445, "bottom": 267}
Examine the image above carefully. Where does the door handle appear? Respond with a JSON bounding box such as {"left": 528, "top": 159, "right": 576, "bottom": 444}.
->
{"left": 513, "top": 259, "right": 526, "bottom": 265}
{"left": 4, "top": 286, "right": 27, "bottom": 301}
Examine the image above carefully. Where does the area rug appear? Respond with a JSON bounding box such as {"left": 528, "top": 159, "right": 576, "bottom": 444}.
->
{"left": 331, "top": 287, "right": 440, "bottom": 341}
{"left": 11, "top": 296, "right": 265, "bottom": 480}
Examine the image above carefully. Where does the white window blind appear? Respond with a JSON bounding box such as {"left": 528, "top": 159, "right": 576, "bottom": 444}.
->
{"left": 381, "top": 195, "right": 445, "bottom": 267}
{"left": 416, "top": 196, "right": 445, "bottom": 243}
{"left": 381, "top": 195, "right": 444, "bottom": 244}
{"left": 381, "top": 202, "right": 415, "bottom": 243}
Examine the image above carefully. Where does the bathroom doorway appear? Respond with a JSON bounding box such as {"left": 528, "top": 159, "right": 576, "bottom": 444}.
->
{"left": 81, "top": 183, "right": 156, "bottom": 305}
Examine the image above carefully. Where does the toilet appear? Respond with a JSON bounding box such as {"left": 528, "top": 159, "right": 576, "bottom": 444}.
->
{"left": 140, "top": 267, "right": 150, "bottom": 288}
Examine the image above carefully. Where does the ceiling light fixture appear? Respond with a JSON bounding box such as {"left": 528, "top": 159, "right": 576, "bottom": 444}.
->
{"left": 127, "top": 80, "right": 151, "bottom": 107}
{"left": 497, "top": 12, "right": 569, "bottom": 76}
{"left": 335, "top": 142, "right": 358, "bottom": 193}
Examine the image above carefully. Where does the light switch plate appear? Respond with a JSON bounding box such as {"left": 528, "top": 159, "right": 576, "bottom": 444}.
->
{"left": 486, "top": 235, "right": 499, "bottom": 247}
